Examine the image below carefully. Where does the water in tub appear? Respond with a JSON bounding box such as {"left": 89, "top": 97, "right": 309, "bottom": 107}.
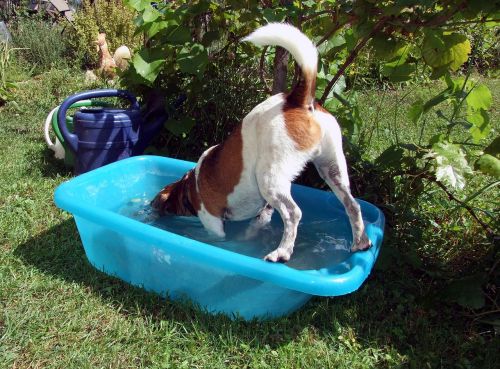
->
{"left": 118, "top": 196, "right": 352, "bottom": 270}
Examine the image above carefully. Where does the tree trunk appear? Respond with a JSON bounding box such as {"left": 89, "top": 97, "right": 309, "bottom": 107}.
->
{"left": 270, "top": 0, "right": 292, "bottom": 94}
{"left": 271, "top": 46, "right": 289, "bottom": 94}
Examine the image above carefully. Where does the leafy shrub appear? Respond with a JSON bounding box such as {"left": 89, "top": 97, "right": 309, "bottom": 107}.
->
{"left": 120, "top": 1, "right": 500, "bottom": 325}
{"left": 66, "top": 0, "right": 142, "bottom": 69}
{"left": 146, "top": 58, "right": 266, "bottom": 160}
{"left": 10, "top": 15, "right": 68, "bottom": 74}
{"left": 0, "top": 41, "right": 19, "bottom": 106}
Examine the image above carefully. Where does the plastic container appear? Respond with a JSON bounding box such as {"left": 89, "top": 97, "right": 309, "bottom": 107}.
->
{"left": 54, "top": 156, "right": 385, "bottom": 320}
{"left": 44, "top": 100, "right": 110, "bottom": 167}
{"left": 57, "top": 89, "right": 165, "bottom": 175}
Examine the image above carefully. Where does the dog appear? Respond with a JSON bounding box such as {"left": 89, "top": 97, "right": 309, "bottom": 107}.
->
{"left": 151, "top": 23, "right": 371, "bottom": 262}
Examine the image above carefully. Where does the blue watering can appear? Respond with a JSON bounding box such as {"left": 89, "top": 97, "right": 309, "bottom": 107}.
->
{"left": 57, "top": 89, "right": 165, "bottom": 175}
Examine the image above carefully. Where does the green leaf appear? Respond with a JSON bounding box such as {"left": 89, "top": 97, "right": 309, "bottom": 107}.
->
{"left": 126, "top": 0, "right": 150, "bottom": 11}
{"left": 382, "top": 62, "right": 415, "bottom": 82}
{"left": 475, "top": 154, "right": 500, "bottom": 178}
{"left": 408, "top": 99, "right": 424, "bottom": 123}
{"left": 202, "top": 30, "right": 220, "bottom": 46}
{"left": 177, "top": 44, "right": 209, "bottom": 77}
{"left": 484, "top": 136, "right": 500, "bottom": 158}
{"left": 142, "top": 5, "right": 161, "bottom": 23}
{"left": 371, "top": 35, "right": 407, "bottom": 61}
{"left": 164, "top": 117, "right": 196, "bottom": 137}
{"left": 316, "top": 71, "right": 345, "bottom": 100}
{"left": 375, "top": 145, "right": 404, "bottom": 169}
{"left": 318, "top": 34, "right": 345, "bottom": 55}
{"left": 164, "top": 26, "right": 192, "bottom": 45}
{"left": 422, "top": 31, "right": 471, "bottom": 71}
{"left": 423, "top": 90, "right": 451, "bottom": 113}
{"left": 344, "top": 29, "right": 356, "bottom": 52}
{"left": 141, "top": 20, "right": 177, "bottom": 39}
{"left": 430, "top": 65, "right": 449, "bottom": 80}
{"left": 467, "top": 109, "right": 491, "bottom": 143}
{"left": 262, "top": 7, "right": 287, "bottom": 22}
{"left": 186, "top": 1, "right": 211, "bottom": 15}
{"left": 132, "top": 48, "right": 165, "bottom": 83}
{"left": 466, "top": 84, "right": 492, "bottom": 111}
{"left": 442, "top": 274, "right": 486, "bottom": 309}
{"left": 427, "top": 142, "right": 472, "bottom": 189}
{"left": 239, "top": 10, "right": 259, "bottom": 23}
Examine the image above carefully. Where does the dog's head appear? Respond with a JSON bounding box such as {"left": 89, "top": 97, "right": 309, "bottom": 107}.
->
{"left": 151, "top": 171, "right": 197, "bottom": 216}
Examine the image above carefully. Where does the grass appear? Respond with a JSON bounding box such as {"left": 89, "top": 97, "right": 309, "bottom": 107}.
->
{"left": 0, "top": 67, "right": 499, "bottom": 369}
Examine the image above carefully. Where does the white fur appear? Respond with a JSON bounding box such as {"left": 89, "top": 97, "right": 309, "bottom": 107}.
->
{"left": 242, "top": 23, "right": 317, "bottom": 73}
{"left": 190, "top": 24, "right": 370, "bottom": 261}
{"left": 198, "top": 203, "right": 225, "bottom": 238}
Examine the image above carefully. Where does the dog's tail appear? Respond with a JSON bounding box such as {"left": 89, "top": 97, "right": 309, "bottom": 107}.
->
{"left": 243, "top": 23, "right": 317, "bottom": 107}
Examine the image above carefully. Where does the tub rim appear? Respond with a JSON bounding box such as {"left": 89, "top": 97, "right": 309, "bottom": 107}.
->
{"left": 54, "top": 155, "right": 384, "bottom": 297}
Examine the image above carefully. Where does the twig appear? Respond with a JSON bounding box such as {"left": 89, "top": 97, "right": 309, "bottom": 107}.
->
{"left": 319, "top": 17, "right": 388, "bottom": 104}
{"left": 444, "top": 18, "right": 500, "bottom": 27}
{"left": 316, "top": 19, "right": 349, "bottom": 48}
{"left": 471, "top": 309, "right": 500, "bottom": 319}
{"left": 302, "top": 10, "right": 336, "bottom": 23}
{"left": 430, "top": 178, "right": 495, "bottom": 236}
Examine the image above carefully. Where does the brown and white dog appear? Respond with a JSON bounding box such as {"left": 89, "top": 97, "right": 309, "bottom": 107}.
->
{"left": 151, "top": 23, "right": 371, "bottom": 262}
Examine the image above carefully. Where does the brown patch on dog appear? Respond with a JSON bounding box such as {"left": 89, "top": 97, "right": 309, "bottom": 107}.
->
{"left": 283, "top": 105, "right": 322, "bottom": 151}
{"left": 283, "top": 67, "right": 321, "bottom": 150}
{"left": 152, "top": 170, "right": 200, "bottom": 216}
{"left": 286, "top": 69, "right": 316, "bottom": 107}
{"left": 197, "top": 124, "right": 244, "bottom": 217}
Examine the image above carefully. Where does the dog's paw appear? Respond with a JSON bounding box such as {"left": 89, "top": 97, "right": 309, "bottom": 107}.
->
{"left": 351, "top": 235, "right": 372, "bottom": 252}
{"left": 264, "top": 248, "right": 292, "bottom": 263}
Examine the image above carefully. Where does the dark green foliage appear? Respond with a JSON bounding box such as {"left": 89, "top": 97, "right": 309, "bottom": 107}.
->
{"left": 119, "top": 1, "right": 499, "bottom": 321}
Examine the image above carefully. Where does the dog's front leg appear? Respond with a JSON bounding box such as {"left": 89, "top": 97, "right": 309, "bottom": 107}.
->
{"left": 198, "top": 204, "right": 226, "bottom": 238}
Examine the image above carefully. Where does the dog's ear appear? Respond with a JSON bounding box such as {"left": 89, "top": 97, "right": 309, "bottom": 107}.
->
{"left": 151, "top": 185, "right": 173, "bottom": 214}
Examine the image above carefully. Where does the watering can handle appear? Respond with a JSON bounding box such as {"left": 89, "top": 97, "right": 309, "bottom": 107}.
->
{"left": 57, "top": 89, "right": 140, "bottom": 153}
{"left": 44, "top": 107, "right": 58, "bottom": 149}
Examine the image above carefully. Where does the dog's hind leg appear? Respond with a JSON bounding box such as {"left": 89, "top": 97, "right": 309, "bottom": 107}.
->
{"left": 313, "top": 134, "right": 371, "bottom": 252}
{"left": 256, "top": 171, "right": 303, "bottom": 262}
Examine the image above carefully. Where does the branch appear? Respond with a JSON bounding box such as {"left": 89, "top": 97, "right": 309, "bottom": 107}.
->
{"left": 316, "top": 18, "right": 351, "bottom": 48}
{"left": 319, "top": 17, "right": 388, "bottom": 104}
{"left": 430, "top": 178, "right": 495, "bottom": 237}
{"left": 422, "top": 1, "right": 467, "bottom": 27}
{"left": 302, "top": 10, "right": 336, "bottom": 23}
{"left": 443, "top": 18, "right": 500, "bottom": 27}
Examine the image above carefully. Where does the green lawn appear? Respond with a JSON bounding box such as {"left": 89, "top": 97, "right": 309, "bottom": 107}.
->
{"left": 0, "top": 68, "right": 498, "bottom": 368}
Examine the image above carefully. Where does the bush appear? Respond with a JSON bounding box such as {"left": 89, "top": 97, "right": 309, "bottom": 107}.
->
{"left": 66, "top": 0, "right": 142, "bottom": 69}
{"left": 10, "top": 15, "right": 68, "bottom": 74}
{"left": 0, "top": 41, "right": 19, "bottom": 105}
{"left": 146, "top": 57, "right": 266, "bottom": 160}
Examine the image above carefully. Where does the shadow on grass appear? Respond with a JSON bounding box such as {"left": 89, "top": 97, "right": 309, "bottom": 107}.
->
{"left": 14, "top": 219, "right": 498, "bottom": 367}
{"left": 36, "top": 147, "right": 73, "bottom": 178}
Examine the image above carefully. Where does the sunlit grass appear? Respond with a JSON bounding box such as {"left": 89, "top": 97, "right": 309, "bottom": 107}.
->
{"left": 0, "top": 69, "right": 498, "bottom": 368}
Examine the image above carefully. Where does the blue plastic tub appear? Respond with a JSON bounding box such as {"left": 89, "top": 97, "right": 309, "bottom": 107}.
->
{"left": 54, "top": 155, "right": 385, "bottom": 320}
